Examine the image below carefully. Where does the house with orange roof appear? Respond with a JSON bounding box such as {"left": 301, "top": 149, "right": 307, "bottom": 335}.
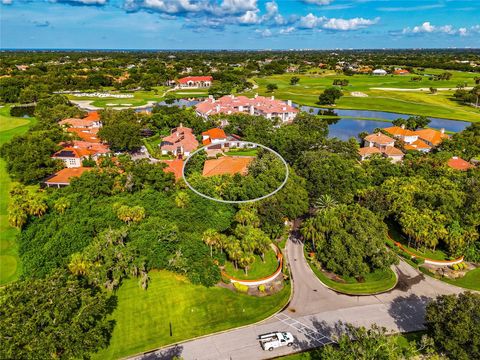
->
{"left": 67, "top": 127, "right": 101, "bottom": 143}
{"left": 177, "top": 76, "right": 213, "bottom": 88}
{"left": 161, "top": 159, "right": 184, "bottom": 180}
{"left": 394, "top": 69, "right": 410, "bottom": 75}
{"left": 383, "top": 146, "right": 404, "bottom": 163}
{"left": 414, "top": 128, "right": 449, "bottom": 147}
{"left": 45, "top": 167, "right": 92, "bottom": 187}
{"left": 358, "top": 146, "right": 382, "bottom": 160}
{"left": 195, "top": 94, "right": 298, "bottom": 123}
{"left": 52, "top": 141, "right": 109, "bottom": 168}
{"left": 201, "top": 128, "right": 244, "bottom": 149}
{"left": 59, "top": 111, "right": 102, "bottom": 129}
{"left": 160, "top": 125, "right": 199, "bottom": 158}
{"left": 202, "top": 156, "right": 254, "bottom": 177}
{"left": 384, "top": 125, "right": 419, "bottom": 144}
{"left": 364, "top": 132, "right": 395, "bottom": 151}
{"left": 447, "top": 157, "right": 475, "bottom": 171}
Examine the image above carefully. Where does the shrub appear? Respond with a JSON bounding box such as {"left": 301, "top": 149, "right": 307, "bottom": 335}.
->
{"left": 233, "top": 282, "right": 249, "bottom": 293}
{"left": 10, "top": 105, "right": 35, "bottom": 117}
{"left": 451, "top": 264, "right": 459, "bottom": 271}
{"left": 258, "top": 284, "right": 266, "bottom": 292}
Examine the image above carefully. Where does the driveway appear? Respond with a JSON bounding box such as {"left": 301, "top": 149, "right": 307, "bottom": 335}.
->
{"left": 131, "top": 235, "right": 462, "bottom": 360}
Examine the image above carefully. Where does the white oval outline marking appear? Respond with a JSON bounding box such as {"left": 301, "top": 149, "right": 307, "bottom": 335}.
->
{"left": 182, "top": 141, "right": 289, "bottom": 204}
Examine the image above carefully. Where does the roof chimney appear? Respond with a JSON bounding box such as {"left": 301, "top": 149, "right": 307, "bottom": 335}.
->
{"left": 216, "top": 104, "right": 220, "bottom": 112}
{"left": 441, "top": 128, "right": 445, "bottom": 134}
{"left": 271, "top": 95, "right": 275, "bottom": 100}
{"left": 254, "top": 93, "right": 258, "bottom": 98}
{"left": 401, "top": 124, "right": 405, "bottom": 129}
{"left": 287, "top": 100, "right": 292, "bottom": 106}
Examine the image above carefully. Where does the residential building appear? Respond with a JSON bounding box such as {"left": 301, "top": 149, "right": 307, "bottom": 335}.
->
{"left": 45, "top": 167, "right": 92, "bottom": 187}
{"left": 202, "top": 156, "right": 254, "bottom": 177}
{"left": 59, "top": 111, "right": 102, "bottom": 129}
{"left": 358, "top": 146, "right": 381, "bottom": 160}
{"left": 447, "top": 157, "right": 475, "bottom": 171}
{"left": 363, "top": 132, "right": 395, "bottom": 151}
{"left": 195, "top": 95, "right": 298, "bottom": 123}
{"left": 394, "top": 69, "right": 410, "bottom": 75}
{"left": 160, "top": 125, "right": 199, "bottom": 158}
{"left": 383, "top": 125, "right": 419, "bottom": 144}
{"left": 162, "top": 159, "right": 184, "bottom": 180}
{"left": 372, "top": 69, "right": 387, "bottom": 76}
{"left": 383, "top": 146, "right": 405, "bottom": 163}
{"left": 177, "top": 76, "right": 213, "bottom": 88}
{"left": 52, "top": 141, "right": 109, "bottom": 168}
{"left": 201, "top": 128, "right": 243, "bottom": 148}
{"left": 414, "top": 128, "right": 449, "bottom": 147}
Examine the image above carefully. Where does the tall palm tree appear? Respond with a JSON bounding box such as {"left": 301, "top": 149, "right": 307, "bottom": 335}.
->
{"left": 314, "top": 194, "right": 338, "bottom": 212}
{"left": 202, "top": 229, "right": 218, "bottom": 258}
{"left": 68, "top": 253, "right": 90, "bottom": 276}
{"left": 301, "top": 217, "right": 320, "bottom": 249}
{"left": 238, "top": 252, "right": 255, "bottom": 275}
{"left": 8, "top": 205, "right": 27, "bottom": 229}
{"left": 53, "top": 198, "right": 70, "bottom": 214}
{"left": 226, "top": 240, "right": 242, "bottom": 270}
{"left": 28, "top": 197, "right": 48, "bottom": 217}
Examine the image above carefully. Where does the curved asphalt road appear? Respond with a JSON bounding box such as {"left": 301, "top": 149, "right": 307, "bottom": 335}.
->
{"left": 132, "top": 235, "right": 462, "bottom": 360}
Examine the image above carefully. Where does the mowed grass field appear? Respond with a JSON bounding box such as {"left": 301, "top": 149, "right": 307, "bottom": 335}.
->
{"left": 0, "top": 106, "right": 36, "bottom": 285}
{"left": 94, "top": 270, "right": 291, "bottom": 359}
{"left": 67, "top": 86, "right": 209, "bottom": 108}
{"left": 245, "top": 68, "right": 480, "bottom": 122}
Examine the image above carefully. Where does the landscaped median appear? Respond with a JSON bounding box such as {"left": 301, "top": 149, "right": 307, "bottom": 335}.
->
{"left": 305, "top": 253, "right": 398, "bottom": 296}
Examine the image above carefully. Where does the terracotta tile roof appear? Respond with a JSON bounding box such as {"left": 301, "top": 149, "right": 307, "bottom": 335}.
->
{"left": 67, "top": 128, "right": 101, "bottom": 143}
{"left": 394, "top": 69, "right": 410, "bottom": 75}
{"left": 358, "top": 147, "right": 381, "bottom": 156}
{"left": 45, "top": 167, "right": 92, "bottom": 185}
{"left": 59, "top": 112, "right": 100, "bottom": 128}
{"left": 414, "top": 128, "right": 449, "bottom": 146}
{"left": 83, "top": 111, "right": 100, "bottom": 121}
{"left": 202, "top": 128, "right": 226, "bottom": 139}
{"left": 195, "top": 95, "right": 298, "bottom": 117}
{"left": 56, "top": 141, "right": 110, "bottom": 158}
{"left": 447, "top": 157, "right": 474, "bottom": 171}
{"left": 383, "top": 146, "right": 404, "bottom": 156}
{"left": 202, "top": 156, "right": 254, "bottom": 177}
{"left": 364, "top": 132, "right": 395, "bottom": 145}
{"left": 162, "top": 159, "right": 184, "bottom": 180}
{"left": 178, "top": 76, "right": 213, "bottom": 84}
{"left": 384, "top": 126, "right": 417, "bottom": 137}
{"left": 404, "top": 139, "right": 431, "bottom": 151}
{"left": 161, "top": 125, "right": 198, "bottom": 153}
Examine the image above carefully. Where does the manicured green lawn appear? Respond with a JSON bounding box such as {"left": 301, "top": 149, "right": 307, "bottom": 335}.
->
{"left": 0, "top": 106, "right": 36, "bottom": 285}
{"left": 224, "top": 250, "right": 279, "bottom": 280}
{"left": 224, "top": 149, "right": 259, "bottom": 156}
{"left": 245, "top": 69, "right": 480, "bottom": 122}
{"left": 94, "top": 270, "right": 290, "bottom": 359}
{"left": 440, "top": 267, "right": 480, "bottom": 291}
{"left": 387, "top": 223, "right": 449, "bottom": 261}
{"left": 308, "top": 259, "right": 397, "bottom": 295}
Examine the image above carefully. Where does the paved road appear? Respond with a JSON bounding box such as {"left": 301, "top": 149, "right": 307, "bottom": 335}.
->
{"left": 132, "top": 235, "right": 462, "bottom": 360}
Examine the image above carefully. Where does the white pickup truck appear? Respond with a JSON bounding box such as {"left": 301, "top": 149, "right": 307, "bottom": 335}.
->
{"left": 258, "top": 332, "right": 295, "bottom": 351}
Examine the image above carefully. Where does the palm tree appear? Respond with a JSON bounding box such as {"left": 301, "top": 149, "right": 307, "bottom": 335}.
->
{"left": 175, "top": 191, "right": 190, "bottom": 208}
{"left": 53, "top": 198, "right": 70, "bottom": 214}
{"left": 8, "top": 205, "right": 27, "bottom": 229}
{"left": 28, "top": 197, "right": 48, "bottom": 217}
{"left": 68, "top": 253, "right": 90, "bottom": 276}
{"left": 202, "top": 229, "right": 219, "bottom": 257}
{"left": 226, "top": 239, "right": 242, "bottom": 270}
{"left": 238, "top": 252, "right": 255, "bottom": 275}
{"left": 314, "top": 194, "right": 338, "bottom": 212}
{"left": 301, "top": 217, "right": 320, "bottom": 250}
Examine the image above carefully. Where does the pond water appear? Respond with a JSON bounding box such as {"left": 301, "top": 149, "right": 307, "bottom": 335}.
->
{"left": 149, "top": 98, "right": 471, "bottom": 140}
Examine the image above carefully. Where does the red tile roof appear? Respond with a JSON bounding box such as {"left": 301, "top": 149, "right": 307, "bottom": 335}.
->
{"left": 161, "top": 125, "right": 199, "bottom": 153}
{"left": 383, "top": 146, "right": 404, "bottom": 156}
{"left": 394, "top": 69, "right": 410, "bottom": 75}
{"left": 202, "top": 156, "right": 254, "bottom": 177}
{"left": 195, "top": 95, "right": 298, "bottom": 117}
{"left": 45, "top": 167, "right": 92, "bottom": 185}
{"left": 162, "top": 159, "right": 184, "bottom": 180}
{"left": 404, "top": 139, "right": 431, "bottom": 151}
{"left": 358, "top": 147, "right": 381, "bottom": 156}
{"left": 384, "top": 126, "right": 417, "bottom": 137}
{"left": 414, "top": 128, "right": 449, "bottom": 146}
{"left": 67, "top": 128, "right": 101, "bottom": 143}
{"left": 364, "top": 132, "right": 395, "bottom": 145}
{"left": 178, "top": 76, "right": 213, "bottom": 84}
{"left": 447, "top": 157, "right": 474, "bottom": 171}
{"left": 202, "top": 128, "right": 227, "bottom": 139}
{"left": 84, "top": 111, "right": 100, "bottom": 121}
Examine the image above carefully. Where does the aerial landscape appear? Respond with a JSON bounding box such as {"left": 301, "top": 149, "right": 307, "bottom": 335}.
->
{"left": 1, "top": 1, "right": 480, "bottom": 360}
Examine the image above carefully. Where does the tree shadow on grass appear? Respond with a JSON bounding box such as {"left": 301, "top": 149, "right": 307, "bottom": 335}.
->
{"left": 138, "top": 345, "right": 184, "bottom": 360}
{"left": 388, "top": 294, "right": 431, "bottom": 332}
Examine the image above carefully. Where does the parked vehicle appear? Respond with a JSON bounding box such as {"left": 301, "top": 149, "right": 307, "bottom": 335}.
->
{"left": 258, "top": 332, "right": 294, "bottom": 351}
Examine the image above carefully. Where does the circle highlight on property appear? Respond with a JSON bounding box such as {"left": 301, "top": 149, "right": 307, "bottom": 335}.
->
{"left": 182, "top": 141, "right": 289, "bottom": 204}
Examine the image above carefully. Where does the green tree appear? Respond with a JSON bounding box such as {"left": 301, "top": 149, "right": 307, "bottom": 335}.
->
{"left": 290, "top": 76, "right": 300, "bottom": 85}
{"left": 266, "top": 83, "right": 278, "bottom": 92}
{"left": 0, "top": 271, "right": 114, "bottom": 360}
{"left": 98, "top": 110, "right": 143, "bottom": 151}
{"left": 425, "top": 292, "right": 480, "bottom": 360}
{"left": 318, "top": 87, "right": 343, "bottom": 105}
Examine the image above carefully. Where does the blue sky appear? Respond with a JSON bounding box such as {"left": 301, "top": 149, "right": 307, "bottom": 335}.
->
{"left": 1, "top": 0, "right": 479, "bottom": 49}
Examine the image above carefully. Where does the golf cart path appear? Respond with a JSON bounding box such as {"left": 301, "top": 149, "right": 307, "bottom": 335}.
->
{"left": 132, "top": 235, "right": 462, "bottom": 360}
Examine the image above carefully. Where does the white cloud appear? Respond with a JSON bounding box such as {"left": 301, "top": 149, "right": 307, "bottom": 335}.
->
{"left": 302, "top": 0, "right": 332, "bottom": 5}
{"left": 238, "top": 10, "right": 260, "bottom": 24}
{"left": 255, "top": 28, "right": 272, "bottom": 37}
{"left": 57, "top": 0, "right": 108, "bottom": 4}
{"left": 298, "top": 13, "right": 378, "bottom": 30}
{"left": 298, "top": 13, "right": 325, "bottom": 29}
{"left": 1, "top": 0, "right": 13, "bottom": 4}
{"left": 403, "top": 22, "right": 476, "bottom": 36}
{"left": 322, "top": 17, "right": 379, "bottom": 30}
{"left": 279, "top": 26, "right": 295, "bottom": 34}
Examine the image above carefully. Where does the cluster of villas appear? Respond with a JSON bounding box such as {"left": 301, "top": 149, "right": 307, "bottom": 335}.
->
{"left": 159, "top": 125, "right": 255, "bottom": 180}
{"left": 359, "top": 124, "right": 475, "bottom": 170}
{"left": 45, "top": 112, "right": 110, "bottom": 187}
{"left": 195, "top": 94, "right": 298, "bottom": 123}
{"left": 170, "top": 76, "right": 213, "bottom": 89}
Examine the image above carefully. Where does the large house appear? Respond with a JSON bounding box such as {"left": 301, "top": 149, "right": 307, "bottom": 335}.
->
{"left": 160, "top": 125, "right": 199, "bottom": 158}
{"left": 201, "top": 128, "right": 243, "bottom": 148}
{"left": 383, "top": 125, "right": 448, "bottom": 152}
{"left": 45, "top": 167, "right": 92, "bottom": 188}
{"left": 447, "top": 157, "right": 475, "bottom": 171}
{"left": 195, "top": 95, "right": 298, "bottom": 123}
{"left": 359, "top": 132, "right": 404, "bottom": 163}
{"left": 177, "top": 76, "right": 213, "bottom": 89}
{"left": 202, "top": 156, "right": 254, "bottom": 177}
{"left": 59, "top": 111, "right": 102, "bottom": 129}
{"left": 52, "top": 141, "right": 110, "bottom": 168}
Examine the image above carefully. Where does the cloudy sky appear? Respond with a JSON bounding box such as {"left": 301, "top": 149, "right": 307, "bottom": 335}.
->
{"left": 1, "top": 0, "right": 479, "bottom": 49}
